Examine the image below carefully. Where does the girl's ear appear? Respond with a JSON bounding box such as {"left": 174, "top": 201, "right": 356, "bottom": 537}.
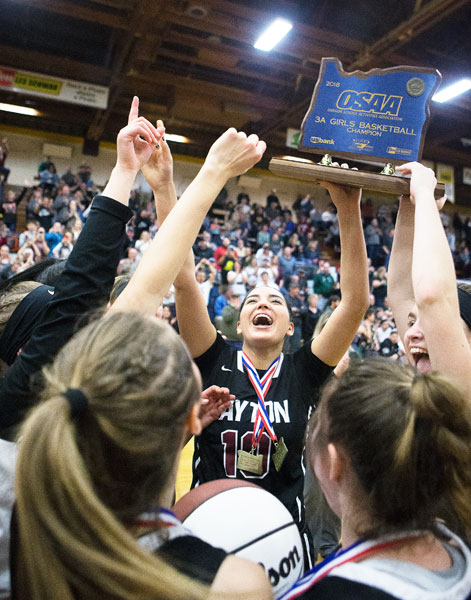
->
{"left": 185, "top": 402, "right": 202, "bottom": 436}
{"left": 285, "top": 321, "right": 295, "bottom": 337}
{"left": 327, "top": 442, "right": 347, "bottom": 482}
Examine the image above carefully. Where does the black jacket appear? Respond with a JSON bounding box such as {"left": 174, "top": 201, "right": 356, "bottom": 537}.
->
{"left": 0, "top": 195, "right": 132, "bottom": 438}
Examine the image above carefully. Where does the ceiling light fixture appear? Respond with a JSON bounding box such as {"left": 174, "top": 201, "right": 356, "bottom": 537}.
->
{"left": 254, "top": 18, "right": 293, "bottom": 52}
{"left": 0, "top": 102, "right": 40, "bottom": 116}
{"left": 432, "top": 78, "right": 471, "bottom": 103}
{"left": 164, "top": 133, "right": 191, "bottom": 144}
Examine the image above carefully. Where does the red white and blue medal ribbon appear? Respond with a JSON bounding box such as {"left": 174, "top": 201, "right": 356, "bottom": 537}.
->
{"left": 241, "top": 351, "right": 280, "bottom": 447}
{"left": 280, "top": 532, "right": 423, "bottom": 599}
{"left": 134, "top": 508, "right": 192, "bottom": 552}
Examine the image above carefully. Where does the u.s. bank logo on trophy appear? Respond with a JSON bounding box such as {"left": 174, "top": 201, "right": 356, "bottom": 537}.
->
{"left": 270, "top": 57, "right": 445, "bottom": 197}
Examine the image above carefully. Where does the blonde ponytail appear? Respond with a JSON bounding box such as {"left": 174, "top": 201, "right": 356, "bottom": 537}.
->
{"left": 15, "top": 313, "right": 206, "bottom": 599}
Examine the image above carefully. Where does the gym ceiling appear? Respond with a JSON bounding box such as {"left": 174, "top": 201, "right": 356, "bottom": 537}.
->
{"left": 0, "top": 0, "right": 470, "bottom": 173}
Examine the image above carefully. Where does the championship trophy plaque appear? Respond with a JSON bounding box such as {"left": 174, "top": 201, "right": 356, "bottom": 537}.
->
{"left": 269, "top": 57, "right": 445, "bottom": 197}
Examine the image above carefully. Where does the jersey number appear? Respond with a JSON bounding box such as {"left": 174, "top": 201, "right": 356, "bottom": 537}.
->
{"left": 221, "top": 430, "right": 272, "bottom": 479}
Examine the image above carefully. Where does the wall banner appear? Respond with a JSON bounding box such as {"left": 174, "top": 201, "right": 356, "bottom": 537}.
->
{"left": 0, "top": 66, "right": 108, "bottom": 109}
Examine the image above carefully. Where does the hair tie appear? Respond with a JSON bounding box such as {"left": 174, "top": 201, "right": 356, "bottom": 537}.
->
{"left": 63, "top": 388, "right": 88, "bottom": 419}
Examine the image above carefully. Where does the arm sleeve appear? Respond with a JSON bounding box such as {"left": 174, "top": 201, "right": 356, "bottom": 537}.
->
{"left": 0, "top": 195, "right": 132, "bottom": 435}
{"left": 159, "top": 535, "right": 226, "bottom": 584}
{"left": 194, "top": 333, "right": 231, "bottom": 385}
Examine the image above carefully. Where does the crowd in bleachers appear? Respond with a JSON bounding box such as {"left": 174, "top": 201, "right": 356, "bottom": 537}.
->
{"left": 1, "top": 140, "right": 470, "bottom": 364}
{"left": 0, "top": 148, "right": 99, "bottom": 277}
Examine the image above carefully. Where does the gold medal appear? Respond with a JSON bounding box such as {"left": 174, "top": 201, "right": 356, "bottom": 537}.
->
{"left": 241, "top": 353, "right": 283, "bottom": 476}
{"left": 272, "top": 437, "right": 288, "bottom": 471}
{"left": 237, "top": 448, "right": 263, "bottom": 475}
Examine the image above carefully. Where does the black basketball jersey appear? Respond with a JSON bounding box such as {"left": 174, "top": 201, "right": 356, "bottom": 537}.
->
{"left": 193, "top": 334, "right": 333, "bottom": 541}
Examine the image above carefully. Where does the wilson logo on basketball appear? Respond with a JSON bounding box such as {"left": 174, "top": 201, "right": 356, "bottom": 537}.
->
{"left": 260, "top": 545, "right": 301, "bottom": 587}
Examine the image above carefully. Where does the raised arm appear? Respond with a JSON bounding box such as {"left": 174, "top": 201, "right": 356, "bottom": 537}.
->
{"left": 387, "top": 197, "right": 415, "bottom": 340}
{"left": 140, "top": 134, "right": 235, "bottom": 433}
{"left": 174, "top": 253, "right": 218, "bottom": 357}
{"left": 141, "top": 119, "right": 178, "bottom": 222}
{"left": 311, "top": 173, "right": 369, "bottom": 366}
{"left": 110, "top": 128, "right": 266, "bottom": 324}
{"left": 139, "top": 125, "right": 216, "bottom": 357}
{"left": 102, "top": 97, "right": 162, "bottom": 206}
{"left": 397, "top": 162, "right": 471, "bottom": 392}
{"left": 0, "top": 98, "right": 160, "bottom": 436}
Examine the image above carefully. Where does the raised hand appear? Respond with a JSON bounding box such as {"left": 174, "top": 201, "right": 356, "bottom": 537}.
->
{"left": 318, "top": 162, "right": 361, "bottom": 207}
{"left": 141, "top": 120, "right": 174, "bottom": 190}
{"left": 199, "top": 385, "right": 235, "bottom": 429}
{"left": 396, "top": 162, "right": 440, "bottom": 205}
{"left": 203, "top": 128, "right": 266, "bottom": 180}
{"left": 116, "top": 97, "right": 164, "bottom": 174}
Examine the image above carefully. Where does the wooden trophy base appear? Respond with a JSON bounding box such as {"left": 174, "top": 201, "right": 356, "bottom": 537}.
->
{"left": 269, "top": 157, "right": 445, "bottom": 199}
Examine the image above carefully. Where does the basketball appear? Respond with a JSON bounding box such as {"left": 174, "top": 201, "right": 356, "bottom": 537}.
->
{"left": 173, "top": 479, "right": 303, "bottom": 598}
